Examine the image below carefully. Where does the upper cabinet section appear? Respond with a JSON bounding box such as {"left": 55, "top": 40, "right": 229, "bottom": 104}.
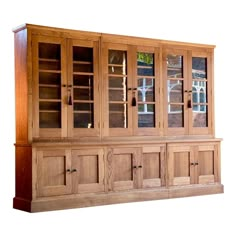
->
{"left": 31, "top": 31, "right": 100, "bottom": 139}
{"left": 13, "top": 24, "right": 215, "bottom": 142}
{"left": 163, "top": 48, "right": 213, "bottom": 136}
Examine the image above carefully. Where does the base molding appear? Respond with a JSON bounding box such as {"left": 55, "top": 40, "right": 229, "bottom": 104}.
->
{"left": 13, "top": 184, "right": 224, "bottom": 212}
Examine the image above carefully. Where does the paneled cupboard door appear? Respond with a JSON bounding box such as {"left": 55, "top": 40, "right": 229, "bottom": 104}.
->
{"left": 107, "top": 146, "right": 166, "bottom": 191}
{"left": 32, "top": 36, "right": 67, "bottom": 138}
{"left": 141, "top": 146, "right": 166, "bottom": 188}
{"left": 37, "top": 149, "right": 72, "bottom": 197}
{"left": 103, "top": 43, "right": 161, "bottom": 137}
{"left": 67, "top": 40, "right": 100, "bottom": 137}
{"left": 107, "top": 147, "right": 139, "bottom": 191}
{"left": 167, "top": 143, "right": 220, "bottom": 186}
{"left": 71, "top": 149, "right": 105, "bottom": 193}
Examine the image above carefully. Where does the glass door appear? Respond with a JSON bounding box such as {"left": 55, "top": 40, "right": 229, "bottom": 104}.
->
{"left": 189, "top": 51, "right": 213, "bottom": 135}
{"left": 32, "top": 36, "right": 67, "bottom": 138}
{"left": 103, "top": 43, "right": 133, "bottom": 136}
{"left": 164, "top": 49, "right": 188, "bottom": 135}
{"left": 134, "top": 47, "right": 160, "bottom": 135}
{"left": 68, "top": 39, "right": 100, "bottom": 137}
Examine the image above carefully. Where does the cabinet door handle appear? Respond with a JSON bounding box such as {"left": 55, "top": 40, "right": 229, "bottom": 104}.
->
{"left": 190, "top": 163, "right": 195, "bottom": 166}
{"left": 133, "top": 166, "right": 137, "bottom": 169}
{"left": 195, "top": 162, "right": 199, "bottom": 166}
{"left": 71, "top": 169, "right": 77, "bottom": 172}
{"left": 66, "top": 169, "right": 71, "bottom": 172}
{"left": 138, "top": 165, "right": 142, "bottom": 168}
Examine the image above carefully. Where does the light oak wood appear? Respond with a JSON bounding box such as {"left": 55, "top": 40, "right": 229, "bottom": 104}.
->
{"left": 13, "top": 184, "right": 223, "bottom": 212}
{"left": 13, "top": 23, "right": 223, "bottom": 212}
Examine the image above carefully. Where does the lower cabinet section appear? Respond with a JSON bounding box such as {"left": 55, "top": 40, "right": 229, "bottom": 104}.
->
{"left": 107, "top": 145, "right": 166, "bottom": 191}
{"left": 36, "top": 148, "right": 105, "bottom": 197}
{"left": 13, "top": 139, "right": 223, "bottom": 212}
{"left": 167, "top": 142, "right": 220, "bottom": 186}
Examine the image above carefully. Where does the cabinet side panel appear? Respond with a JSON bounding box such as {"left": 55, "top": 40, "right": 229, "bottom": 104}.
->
{"left": 15, "top": 29, "right": 28, "bottom": 143}
{"left": 15, "top": 145, "right": 32, "bottom": 200}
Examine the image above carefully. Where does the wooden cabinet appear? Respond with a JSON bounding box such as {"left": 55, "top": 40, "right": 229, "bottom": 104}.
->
{"left": 167, "top": 142, "right": 220, "bottom": 186}
{"left": 13, "top": 24, "right": 223, "bottom": 212}
{"left": 32, "top": 35, "right": 100, "bottom": 138}
{"left": 163, "top": 49, "right": 213, "bottom": 136}
{"left": 107, "top": 145, "right": 166, "bottom": 191}
{"left": 37, "top": 149, "right": 72, "bottom": 197}
{"left": 36, "top": 148, "right": 105, "bottom": 197}
{"left": 102, "top": 42, "right": 161, "bottom": 137}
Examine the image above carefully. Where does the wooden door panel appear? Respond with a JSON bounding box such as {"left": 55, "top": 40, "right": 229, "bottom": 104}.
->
{"left": 142, "top": 146, "right": 165, "bottom": 188}
{"left": 196, "top": 144, "right": 217, "bottom": 184}
{"left": 168, "top": 145, "right": 194, "bottom": 186}
{"left": 37, "top": 149, "right": 71, "bottom": 197}
{"left": 72, "top": 149, "right": 104, "bottom": 194}
{"left": 107, "top": 148, "right": 139, "bottom": 191}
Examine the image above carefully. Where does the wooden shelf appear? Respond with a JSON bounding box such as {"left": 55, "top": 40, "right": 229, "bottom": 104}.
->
{"left": 39, "top": 84, "right": 60, "bottom": 88}
{"left": 74, "top": 111, "right": 92, "bottom": 114}
{"left": 137, "top": 65, "right": 153, "bottom": 69}
{"left": 73, "top": 100, "right": 93, "bottom": 103}
{"left": 39, "top": 99, "right": 61, "bottom": 102}
{"left": 39, "top": 58, "right": 60, "bottom": 62}
{"left": 73, "top": 60, "right": 92, "bottom": 65}
{"left": 39, "top": 110, "right": 60, "bottom": 113}
{"left": 73, "top": 72, "right": 93, "bottom": 76}
{"left": 39, "top": 69, "right": 61, "bottom": 73}
{"left": 108, "top": 64, "right": 124, "bottom": 67}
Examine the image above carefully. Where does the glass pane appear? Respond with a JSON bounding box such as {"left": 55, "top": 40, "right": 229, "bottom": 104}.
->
{"left": 109, "top": 77, "right": 127, "bottom": 101}
{"left": 39, "top": 60, "right": 61, "bottom": 70}
{"left": 192, "top": 57, "right": 207, "bottom": 79}
{"left": 73, "top": 75, "right": 93, "bottom": 87}
{"left": 109, "top": 77, "right": 126, "bottom": 88}
{"left": 109, "top": 50, "right": 127, "bottom": 66}
{"left": 167, "top": 55, "right": 183, "bottom": 78}
{"left": 39, "top": 43, "right": 60, "bottom": 59}
{"left": 39, "top": 72, "right": 61, "bottom": 85}
{"left": 138, "top": 104, "right": 155, "bottom": 127}
{"left": 138, "top": 78, "right": 154, "bottom": 102}
{"left": 74, "top": 88, "right": 93, "bottom": 100}
{"left": 193, "top": 106, "right": 208, "bottom": 127}
{"left": 192, "top": 81, "right": 207, "bottom": 104}
{"left": 109, "top": 89, "right": 126, "bottom": 101}
{"left": 74, "top": 112, "right": 94, "bottom": 128}
{"left": 109, "top": 104, "right": 127, "bottom": 128}
{"left": 168, "top": 80, "right": 183, "bottom": 103}
{"left": 73, "top": 47, "right": 93, "bottom": 73}
{"left": 73, "top": 63, "right": 93, "bottom": 73}
{"left": 39, "top": 87, "right": 61, "bottom": 99}
{"left": 137, "top": 52, "right": 154, "bottom": 76}
{"left": 74, "top": 103, "right": 93, "bottom": 111}
{"left": 168, "top": 105, "right": 184, "bottom": 127}
{"left": 39, "top": 102, "right": 61, "bottom": 111}
{"left": 38, "top": 43, "right": 62, "bottom": 129}
{"left": 40, "top": 112, "right": 61, "bottom": 128}
{"left": 109, "top": 65, "right": 126, "bottom": 75}
{"left": 73, "top": 46, "right": 93, "bottom": 62}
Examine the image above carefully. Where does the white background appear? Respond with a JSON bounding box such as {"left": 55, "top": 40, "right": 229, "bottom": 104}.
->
{"left": 0, "top": 0, "right": 234, "bottom": 235}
